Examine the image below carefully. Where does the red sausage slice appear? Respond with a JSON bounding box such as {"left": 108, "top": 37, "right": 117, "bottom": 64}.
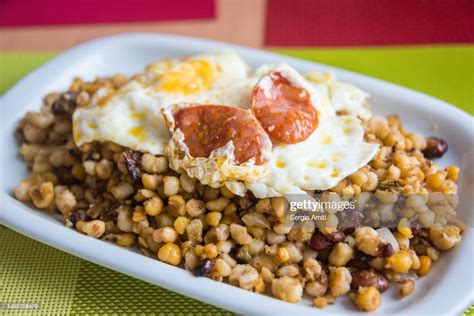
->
{"left": 173, "top": 105, "right": 272, "bottom": 165}
{"left": 252, "top": 71, "right": 319, "bottom": 144}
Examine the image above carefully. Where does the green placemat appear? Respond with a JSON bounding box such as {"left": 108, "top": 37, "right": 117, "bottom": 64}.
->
{"left": 1, "top": 46, "right": 473, "bottom": 315}
{"left": 0, "top": 226, "right": 231, "bottom": 315}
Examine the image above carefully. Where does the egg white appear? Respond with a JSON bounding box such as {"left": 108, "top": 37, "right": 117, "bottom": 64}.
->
{"left": 73, "top": 51, "right": 250, "bottom": 155}
{"left": 246, "top": 64, "right": 379, "bottom": 198}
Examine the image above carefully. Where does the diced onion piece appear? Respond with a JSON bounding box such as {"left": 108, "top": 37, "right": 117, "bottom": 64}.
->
{"left": 399, "top": 270, "right": 418, "bottom": 281}
{"left": 376, "top": 227, "right": 400, "bottom": 252}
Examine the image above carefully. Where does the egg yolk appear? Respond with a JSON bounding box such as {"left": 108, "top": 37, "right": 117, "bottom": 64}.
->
{"left": 158, "top": 59, "right": 217, "bottom": 95}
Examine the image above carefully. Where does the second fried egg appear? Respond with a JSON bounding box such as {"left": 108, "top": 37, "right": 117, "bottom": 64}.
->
{"left": 73, "top": 51, "right": 250, "bottom": 155}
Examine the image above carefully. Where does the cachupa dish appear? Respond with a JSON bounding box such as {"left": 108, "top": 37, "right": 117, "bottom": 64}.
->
{"left": 13, "top": 51, "right": 465, "bottom": 312}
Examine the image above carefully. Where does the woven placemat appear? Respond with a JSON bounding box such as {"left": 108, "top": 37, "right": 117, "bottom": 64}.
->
{"left": 0, "top": 226, "right": 231, "bottom": 315}
{"left": 1, "top": 46, "right": 472, "bottom": 315}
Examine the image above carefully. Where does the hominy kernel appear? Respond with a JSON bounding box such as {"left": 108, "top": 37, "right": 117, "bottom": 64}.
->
{"left": 329, "top": 242, "right": 354, "bottom": 267}
{"left": 256, "top": 198, "right": 272, "bottom": 213}
{"left": 144, "top": 196, "right": 164, "bottom": 216}
{"left": 271, "top": 197, "right": 288, "bottom": 218}
{"left": 354, "top": 287, "right": 381, "bottom": 312}
{"left": 426, "top": 247, "right": 440, "bottom": 261}
{"left": 141, "top": 154, "right": 168, "bottom": 174}
{"left": 23, "top": 123, "right": 46, "bottom": 143}
{"left": 152, "top": 227, "right": 178, "bottom": 243}
{"left": 205, "top": 212, "right": 222, "bottom": 227}
{"left": 112, "top": 73, "right": 128, "bottom": 88}
{"left": 168, "top": 195, "right": 186, "bottom": 217}
{"left": 14, "top": 179, "right": 33, "bottom": 202}
{"left": 116, "top": 233, "right": 136, "bottom": 247}
{"left": 429, "top": 226, "right": 461, "bottom": 250}
{"left": 179, "top": 173, "right": 195, "bottom": 193}
{"left": 81, "top": 220, "right": 106, "bottom": 238}
{"left": 158, "top": 243, "right": 182, "bottom": 266}
{"left": 397, "top": 218, "right": 413, "bottom": 239}
{"left": 386, "top": 251, "right": 412, "bottom": 273}
{"left": 271, "top": 276, "right": 303, "bottom": 303}
{"left": 95, "top": 159, "right": 114, "bottom": 179}
{"left": 163, "top": 176, "right": 180, "bottom": 196}
{"left": 205, "top": 198, "right": 230, "bottom": 212}
{"left": 29, "top": 182, "right": 55, "bottom": 209}
{"left": 313, "top": 297, "right": 328, "bottom": 308}
{"left": 174, "top": 216, "right": 190, "bottom": 235}
{"left": 83, "top": 160, "right": 97, "bottom": 176}
{"left": 186, "top": 219, "right": 203, "bottom": 243}
{"left": 414, "top": 256, "right": 432, "bottom": 276}
{"left": 446, "top": 166, "right": 459, "bottom": 182}
{"left": 350, "top": 170, "right": 368, "bottom": 187}
{"left": 204, "top": 243, "right": 219, "bottom": 259}
{"left": 214, "top": 258, "right": 231, "bottom": 276}
{"left": 141, "top": 173, "right": 161, "bottom": 190}
{"left": 186, "top": 199, "right": 206, "bottom": 217}
{"left": 362, "top": 172, "right": 378, "bottom": 191}
{"left": 230, "top": 224, "right": 252, "bottom": 245}
{"left": 219, "top": 185, "right": 235, "bottom": 198}
{"left": 277, "top": 247, "right": 290, "bottom": 263}
{"left": 111, "top": 182, "right": 134, "bottom": 200}
{"left": 329, "top": 267, "right": 351, "bottom": 297}
{"left": 399, "top": 280, "right": 415, "bottom": 298}
{"left": 56, "top": 189, "right": 77, "bottom": 216}
{"left": 215, "top": 224, "right": 230, "bottom": 241}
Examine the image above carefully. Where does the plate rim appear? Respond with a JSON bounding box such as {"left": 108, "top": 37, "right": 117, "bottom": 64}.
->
{"left": 1, "top": 32, "right": 473, "bottom": 316}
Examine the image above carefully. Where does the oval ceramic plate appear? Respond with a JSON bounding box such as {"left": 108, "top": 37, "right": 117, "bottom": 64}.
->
{"left": 1, "top": 33, "right": 473, "bottom": 315}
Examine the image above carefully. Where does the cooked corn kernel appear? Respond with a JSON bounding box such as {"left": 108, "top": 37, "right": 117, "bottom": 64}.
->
{"left": 173, "top": 216, "right": 190, "bottom": 235}
{"left": 386, "top": 251, "right": 413, "bottom": 273}
{"left": 116, "top": 233, "right": 136, "bottom": 247}
{"left": 354, "top": 286, "right": 381, "bottom": 312}
{"left": 158, "top": 243, "right": 182, "bottom": 266}
{"left": 397, "top": 218, "right": 413, "bottom": 239}
{"left": 277, "top": 247, "right": 290, "bottom": 263}
{"left": 414, "top": 255, "right": 432, "bottom": 276}
{"left": 399, "top": 280, "right": 415, "bottom": 299}
{"left": 144, "top": 196, "right": 164, "bottom": 216}
{"left": 446, "top": 166, "right": 459, "bottom": 182}
{"left": 29, "top": 182, "right": 55, "bottom": 209}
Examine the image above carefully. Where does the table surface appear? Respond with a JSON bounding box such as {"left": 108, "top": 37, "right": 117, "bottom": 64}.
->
{"left": 1, "top": 0, "right": 473, "bottom": 314}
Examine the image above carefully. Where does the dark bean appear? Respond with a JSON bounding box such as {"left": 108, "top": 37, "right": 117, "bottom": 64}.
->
{"left": 122, "top": 151, "right": 142, "bottom": 184}
{"left": 56, "top": 167, "right": 78, "bottom": 185}
{"left": 52, "top": 91, "right": 78, "bottom": 115}
{"left": 423, "top": 137, "right": 448, "bottom": 159}
{"left": 382, "top": 243, "right": 394, "bottom": 257}
{"left": 101, "top": 202, "right": 121, "bottom": 221}
{"left": 193, "top": 259, "right": 214, "bottom": 277}
{"left": 347, "top": 251, "right": 371, "bottom": 269}
{"left": 351, "top": 268, "right": 389, "bottom": 292}
{"left": 308, "top": 232, "right": 333, "bottom": 251}
{"left": 326, "top": 230, "right": 346, "bottom": 243}
{"left": 414, "top": 244, "right": 427, "bottom": 256}
{"left": 70, "top": 209, "right": 87, "bottom": 224}
{"left": 410, "top": 219, "right": 422, "bottom": 237}
{"left": 235, "top": 245, "right": 252, "bottom": 263}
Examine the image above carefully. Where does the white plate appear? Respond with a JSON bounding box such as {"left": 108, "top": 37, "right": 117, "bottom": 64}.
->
{"left": 1, "top": 33, "right": 473, "bottom": 316}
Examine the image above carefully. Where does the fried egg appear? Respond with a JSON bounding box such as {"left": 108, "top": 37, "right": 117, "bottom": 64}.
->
{"left": 73, "top": 51, "right": 378, "bottom": 198}
{"left": 73, "top": 51, "right": 250, "bottom": 155}
{"left": 307, "top": 71, "right": 372, "bottom": 119}
{"left": 162, "top": 104, "right": 272, "bottom": 196}
{"left": 246, "top": 64, "right": 378, "bottom": 198}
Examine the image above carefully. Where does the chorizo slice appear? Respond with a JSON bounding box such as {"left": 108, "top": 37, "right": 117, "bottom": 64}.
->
{"left": 252, "top": 68, "right": 319, "bottom": 144}
{"left": 171, "top": 105, "right": 271, "bottom": 165}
